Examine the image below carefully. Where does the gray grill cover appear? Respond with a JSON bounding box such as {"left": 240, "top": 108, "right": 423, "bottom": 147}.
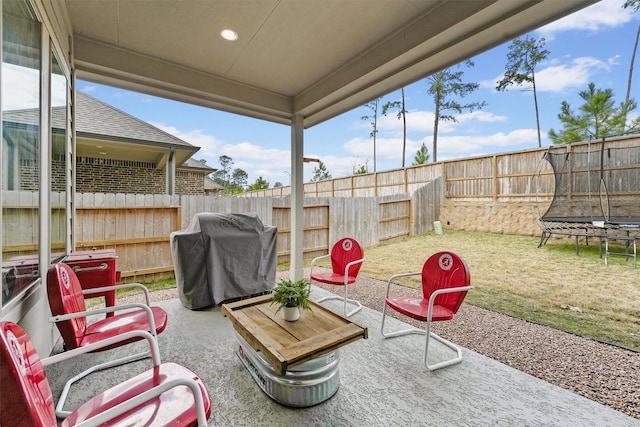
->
{"left": 170, "top": 213, "right": 277, "bottom": 309}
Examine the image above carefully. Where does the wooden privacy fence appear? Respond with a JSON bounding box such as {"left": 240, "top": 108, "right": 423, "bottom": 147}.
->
{"left": 5, "top": 134, "right": 637, "bottom": 283}
{"left": 74, "top": 194, "right": 182, "bottom": 282}
{"left": 64, "top": 185, "right": 441, "bottom": 283}
{"left": 247, "top": 135, "right": 639, "bottom": 201}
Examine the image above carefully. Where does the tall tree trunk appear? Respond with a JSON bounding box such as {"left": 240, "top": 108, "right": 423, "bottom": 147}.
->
{"left": 532, "top": 68, "right": 542, "bottom": 148}
{"left": 625, "top": 23, "right": 640, "bottom": 131}
{"left": 401, "top": 88, "right": 406, "bottom": 168}
{"left": 432, "top": 101, "right": 440, "bottom": 163}
{"left": 373, "top": 114, "right": 377, "bottom": 173}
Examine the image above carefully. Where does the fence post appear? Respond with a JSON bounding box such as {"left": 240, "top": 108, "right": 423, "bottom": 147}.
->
{"left": 404, "top": 168, "right": 408, "bottom": 193}
{"left": 493, "top": 155, "right": 498, "bottom": 201}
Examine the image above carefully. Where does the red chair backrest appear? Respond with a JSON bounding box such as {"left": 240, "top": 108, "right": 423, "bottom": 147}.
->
{"left": 0, "top": 321, "right": 57, "bottom": 427}
{"left": 330, "top": 237, "right": 364, "bottom": 278}
{"left": 47, "top": 263, "right": 88, "bottom": 349}
{"left": 421, "top": 251, "right": 471, "bottom": 313}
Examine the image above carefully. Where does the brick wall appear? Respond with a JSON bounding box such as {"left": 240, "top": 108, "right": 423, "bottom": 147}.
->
{"left": 19, "top": 160, "right": 39, "bottom": 191}
{"left": 71, "top": 157, "right": 207, "bottom": 195}
{"left": 176, "top": 171, "right": 205, "bottom": 195}
{"left": 76, "top": 157, "right": 165, "bottom": 193}
{"left": 51, "top": 156, "right": 66, "bottom": 192}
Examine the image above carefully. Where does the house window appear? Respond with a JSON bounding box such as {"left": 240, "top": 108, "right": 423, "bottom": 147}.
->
{"left": 50, "top": 47, "right": 69, "bottom": 263}
{"left": 2, "top": 0, "right": 42, "bottom": 307}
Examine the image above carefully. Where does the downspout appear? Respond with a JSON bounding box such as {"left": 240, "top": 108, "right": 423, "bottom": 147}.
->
{"left": 167, "top": 147, "right": 175, "bottom": 195}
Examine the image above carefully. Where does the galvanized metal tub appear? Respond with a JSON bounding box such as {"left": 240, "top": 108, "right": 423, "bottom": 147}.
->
{"left": 234, "top": 332, "right": 340, "bottom": 407}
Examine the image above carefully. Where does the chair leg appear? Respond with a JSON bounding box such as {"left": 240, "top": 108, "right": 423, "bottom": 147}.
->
{"left": 315, "top": 285, "right": 362, "bottom": 317}
{"left": 424, "top": 332, "right": 463, "bottom": 371}
{"left": 381, "top": 305, "right": 464, "bottom": 371}
{"left": 55, "top": 350, "right": 152, "bottom": 418}
{"left": 380, "top": 304, "right": 424, "bottom": 338}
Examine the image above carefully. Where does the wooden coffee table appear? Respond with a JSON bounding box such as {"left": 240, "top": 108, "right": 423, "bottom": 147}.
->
{"left": 222, "top": 294, "right": 368, "bottom": 376}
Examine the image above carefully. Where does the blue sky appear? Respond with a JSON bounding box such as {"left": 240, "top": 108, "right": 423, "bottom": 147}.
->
{"left": 77, "top": 0, "right": 640, "bottom": 186}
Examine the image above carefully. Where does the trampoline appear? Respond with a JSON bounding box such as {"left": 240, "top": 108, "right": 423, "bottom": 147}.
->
{"left": 534, "top": 136, "right": 640, "bottom": 264}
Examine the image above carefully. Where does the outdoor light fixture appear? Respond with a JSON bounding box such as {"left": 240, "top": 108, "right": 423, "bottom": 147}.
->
{"left": 220, "top": 29, "right": 238, "bottom": 41}
{"left": 303, "top": 157, "right": 320, "bottom": 163}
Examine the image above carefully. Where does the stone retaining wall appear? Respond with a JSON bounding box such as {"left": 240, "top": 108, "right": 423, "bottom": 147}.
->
{"left": 439, "top": 200, "right": 551, "bottom": 237}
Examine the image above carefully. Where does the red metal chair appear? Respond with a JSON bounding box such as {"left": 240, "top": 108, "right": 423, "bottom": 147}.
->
{"left": 0, "top": 321, "right": 211, "bottom": 426}
{"left": 47, "top": 262, "right": 169, "bottom": 417}
{"left": 381, "top": 251, "right": 473, "bottom": 371}
{"left": 310, "top": 237, "right": 365, "bottom": 317}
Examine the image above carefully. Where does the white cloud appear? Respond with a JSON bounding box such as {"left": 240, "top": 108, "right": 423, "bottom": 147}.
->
{"left": 538, "top": 0, "right": 635, "bottom": 38}
{"left": 151, "top": 123, "right": 224, "bottom": 156}
{"left": 80, "top": 84, "right": 97, "bottom": 93}
{"left": 455, "top": 110, "right": 508, "bottom": 124}
{"left": 375, "top": 110, "right": 434, "bottom": 134}
{"left": 608, "top": 54, "right": 622, "bottom": 66}
{"left": 151, "top": 122, "right": 299, "bottom": 183}
{"left": 378, "top": 109, "right": 507, "bottom": 138}
{"left": 316, "top": 155, "right": 368, "bottom": 178}
{"left": 342, "top": 135, "right": 425, "bottom": 166}
{"left": 2, "top": 64, "right": 39, "bottom": 110}
{"left": 343, "top": 136, "right": 376, "bottom": 158}
{"left": 405, "top": 110, "right": 435, "bottom": 132}
{"left": 537, "top": 56, "right": 610, "bottom": 92}
{"left": 437, "top": 129, "right": 540, "bottom": 158}
{"left": 481, "top": 56, "right": 611, "bottom": 94}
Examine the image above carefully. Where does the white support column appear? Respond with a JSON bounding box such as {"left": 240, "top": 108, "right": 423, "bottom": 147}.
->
{"left": 40, "top": 31, "right": 51, "bottom": 274}
{"left": 290, "top": 115, "right": 304, "bottom": 281}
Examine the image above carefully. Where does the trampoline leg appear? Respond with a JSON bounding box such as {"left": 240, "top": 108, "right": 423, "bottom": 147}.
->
{"left": 538, "top": 231, "right": 550, "bottom": 248}
{"left": 598, "top": 237, "right": 603, "bottom": 258}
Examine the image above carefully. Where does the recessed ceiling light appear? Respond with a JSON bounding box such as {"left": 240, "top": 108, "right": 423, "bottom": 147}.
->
{"left": 99, "top": 151, "right": 107, "bottom": 155}
{"left": 220, "top": 29, "right": 238, "bottom": 41}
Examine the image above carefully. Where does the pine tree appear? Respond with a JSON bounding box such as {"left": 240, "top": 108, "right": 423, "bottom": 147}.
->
{"left": 310, "top": 161, "right": 331, "bottom": 182}
{"left": 427, "top": 60, "right": 486, "bottom": 162}
{"left": 382, "top": 88, "right": 408, "bottom": 167}
{"left": 361, "top": 98, "right": 381, "bottom": 172}
{"left": 548, "top": 83, "right": 639, "bottom": 144}
{"left": 412, "top": 142, "right": 430, "bottom": 165}
{"left": 496, "top": 36, "right": 549, "bottom": 147}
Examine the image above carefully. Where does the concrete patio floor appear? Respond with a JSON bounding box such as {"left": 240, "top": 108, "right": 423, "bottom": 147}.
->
{"left": 44, "top": 286, "right": 639, "bottom": 426}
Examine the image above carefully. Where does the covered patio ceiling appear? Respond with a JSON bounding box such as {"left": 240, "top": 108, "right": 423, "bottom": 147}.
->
{"left": 65, "top": 0, "right": 598, "bottom": 129}
{"left": 62, "top": 0, "right": 599, "bottom": 280}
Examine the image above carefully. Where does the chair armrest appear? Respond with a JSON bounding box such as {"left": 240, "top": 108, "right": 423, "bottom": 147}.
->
{"left": 74, "top": 376, "right": 209, "bottom": 427}
{"left": 310, "top": 254, "right": 330, "bottom": 269}
{"left": 49, "top": 303, "right": 158, "bottom": 338}
{"left": 342, "top": 257, "right": 366, "bottom": 284}
{"left": 40, "top": 330, "right": 161, "bottom": 368}
{"left": 384, "top": 271, "right": 421, "bottom": 298}
{"left": 310, "top": 254, "right": 331, "bottom": 281}
{"left": 82, "top": 282, "right": 152, "bottom": 305}
{"left": 426, "top": 285, "right": 474, "bottom": 321}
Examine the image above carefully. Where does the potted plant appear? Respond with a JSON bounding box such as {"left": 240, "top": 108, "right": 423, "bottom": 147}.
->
{"left": 270, "top": 278, "right": 312, "bottom": 321}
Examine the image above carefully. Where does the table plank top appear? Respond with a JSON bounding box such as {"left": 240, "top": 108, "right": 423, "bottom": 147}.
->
{"left": 222, "top": 294, "right": 368, "bottom": 375}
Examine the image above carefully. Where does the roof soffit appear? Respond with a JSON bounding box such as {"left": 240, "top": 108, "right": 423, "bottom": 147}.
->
{"left": 66, "top": 0, "right": 599, "bottom": 129}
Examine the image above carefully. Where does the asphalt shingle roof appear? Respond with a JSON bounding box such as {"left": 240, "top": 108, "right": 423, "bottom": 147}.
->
{"left": 75, "top": 91, "right": 196, "bottom": 149}
{"left": 182, "top": 157, "right": 215, "bottom": 172}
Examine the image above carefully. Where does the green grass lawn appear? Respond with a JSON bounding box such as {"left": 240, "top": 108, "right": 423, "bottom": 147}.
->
{"left": 358, "top": 231, "right": 640, "bottom": 352}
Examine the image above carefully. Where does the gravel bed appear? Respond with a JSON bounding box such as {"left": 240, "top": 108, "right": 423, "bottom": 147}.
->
{"left": 304, "top": 270, "right": 640, "bottom": 420}
{"left": 121, "top": 270, "right": 639, "bottom": 420}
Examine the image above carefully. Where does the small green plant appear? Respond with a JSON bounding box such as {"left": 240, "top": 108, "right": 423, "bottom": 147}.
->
{"left": 270, "top": 279, "right": 312, "bottom": 313}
